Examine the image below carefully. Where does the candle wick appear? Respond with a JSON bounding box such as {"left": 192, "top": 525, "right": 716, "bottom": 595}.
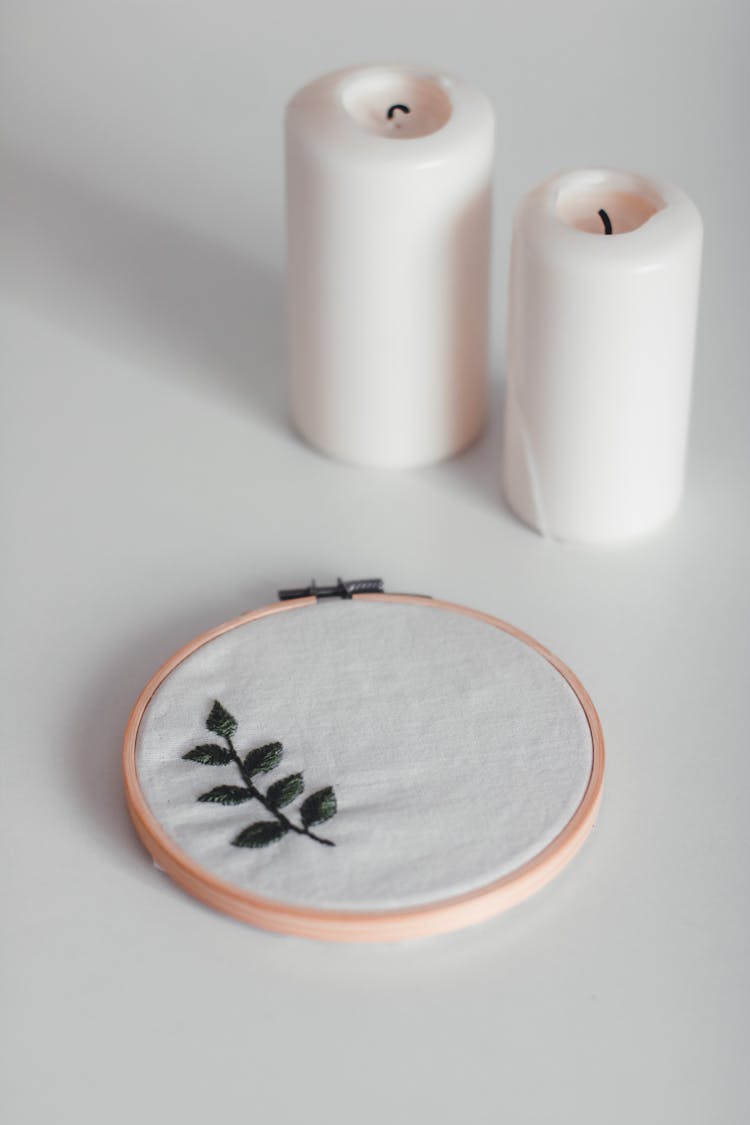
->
{"left": 386, "top": 103, "right": 411, "bottom": 120}
{"left": 598, "top": 208, "right": 613, "bottom": 235}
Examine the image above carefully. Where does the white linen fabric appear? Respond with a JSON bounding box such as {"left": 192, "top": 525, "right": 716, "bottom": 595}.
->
{"left": 136, "top": 599, "right": 594, "bottom": 911}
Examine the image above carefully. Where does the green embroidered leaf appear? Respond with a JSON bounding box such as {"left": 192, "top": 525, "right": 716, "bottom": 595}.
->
{"left": 197, "top": 785, "right": 252, "bottom": 805}
{"left": 244, "top": 741, "right": 283, "bottom": 776}
{"left": 300, "top": 786, "right": 337, "bottom": 828}
{"left": 206, "top": 700, "right": 238, "bottom": 739}
{"left": 182, "top": 744, "right": 233, "bottom": 765}
{"left": 232, "top": 821, "right": 288, "bottom": 848}
{"left": 267, "top": 772, "right": 304, "bottom": 809}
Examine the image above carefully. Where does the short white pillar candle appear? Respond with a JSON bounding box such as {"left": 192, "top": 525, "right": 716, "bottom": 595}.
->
{"left": 502, "top": 169, "right": 703, "bottom": 543}
{"left": 286, "top": 65, "right": 494, "bottom": 468}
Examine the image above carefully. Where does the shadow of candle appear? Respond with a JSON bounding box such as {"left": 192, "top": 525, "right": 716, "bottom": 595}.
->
{"left": 2, "top": 148, "right": 287, "bottom": 430}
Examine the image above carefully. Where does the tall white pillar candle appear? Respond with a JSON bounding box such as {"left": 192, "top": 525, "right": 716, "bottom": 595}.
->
{"left": 286, "top": 66, "right": 494, "bottom": 467}
{"left": 502, "top": 169, "right": 703, "bottom": 543}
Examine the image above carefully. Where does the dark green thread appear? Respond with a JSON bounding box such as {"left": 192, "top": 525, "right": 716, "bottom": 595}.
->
{"left": 301, "top": 786, "right": 337, "bottom": 828}
{"left": 182, "top": 701, "right": 337, "bottom": 849}
{"left": 205, "top": 700, "right": 238, "bottom": 740}
{"left": 232, "top": 821, "right": 288, "bottom": 848}
{"left": 243, "top": 742, "right": 283, "bottom": 776}
{"left": 267, "top": 773, "right": 305, "bottom": 809}
{"left": 197, "top": 785, "right": 253, "bottom": 805}
{"left": 183, "top": 743, "right": 233, "bottom": 765}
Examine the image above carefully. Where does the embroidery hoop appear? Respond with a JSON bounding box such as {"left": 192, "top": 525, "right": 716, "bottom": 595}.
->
{"left": 123, "top": 592, "right": 605, "bottom": 942}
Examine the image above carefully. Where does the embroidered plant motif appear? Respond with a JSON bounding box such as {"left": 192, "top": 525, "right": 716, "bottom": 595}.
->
{"left": 182, "top": 700, "right": 337, "bottom": 848}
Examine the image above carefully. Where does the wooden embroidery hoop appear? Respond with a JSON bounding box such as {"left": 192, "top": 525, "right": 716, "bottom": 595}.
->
{"left": 123, "top": 593, "right": 605, "bottom": 942}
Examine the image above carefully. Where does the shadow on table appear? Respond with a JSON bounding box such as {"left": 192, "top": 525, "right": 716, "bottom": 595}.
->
{"left": 439, "top": 373, "right": 508, "bottom": 511}
{"left": 3, "top": 147, "right": 286, "bottom": 430}
{"left": 65, "top": 583, "right": 275, "bottom": 870}
{"left": 2, "top": 147, "right": 524, "bottom": 525}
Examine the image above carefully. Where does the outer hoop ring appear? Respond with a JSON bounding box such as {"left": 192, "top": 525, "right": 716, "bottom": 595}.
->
{"left": 123, "top": 594, "right": 605, "bottom": 942}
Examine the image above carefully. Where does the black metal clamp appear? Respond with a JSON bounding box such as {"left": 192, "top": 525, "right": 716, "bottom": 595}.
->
{"left": 278, "top": 578, "right": 385, "bottom": 601}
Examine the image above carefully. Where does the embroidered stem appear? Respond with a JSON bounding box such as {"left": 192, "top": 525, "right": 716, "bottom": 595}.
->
{"left": 225, "top": 736, "right": 335, "bottom": 847}
{"left": 183, "top": 701, "right": 338, "bottom": 851}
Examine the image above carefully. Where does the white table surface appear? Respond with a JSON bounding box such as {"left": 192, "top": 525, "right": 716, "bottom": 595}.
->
{"left": 2, "top": 2, "right": 748, "bottom": 1121}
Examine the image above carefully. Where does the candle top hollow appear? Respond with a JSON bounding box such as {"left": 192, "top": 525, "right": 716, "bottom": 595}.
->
{"left": 557, "top": 187, "right": 664, "bottom": 235}
{"left": 341, "top": 70, "right": 452, "bottom": 139}
{"left": 514, "top": 169, "right": 702, "bottom": 267}
{"left": 286, "top": 65, "right": 494, "bottom": 164}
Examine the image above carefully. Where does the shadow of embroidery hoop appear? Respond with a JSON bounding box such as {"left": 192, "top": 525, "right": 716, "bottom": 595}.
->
{"left": 123, "top": 594, "right": 605, "bottom": 942}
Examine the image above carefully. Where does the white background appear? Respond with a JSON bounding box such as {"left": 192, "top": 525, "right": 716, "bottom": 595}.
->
{"left": 1, "top": 2, "right": 748, "bottom": 1122}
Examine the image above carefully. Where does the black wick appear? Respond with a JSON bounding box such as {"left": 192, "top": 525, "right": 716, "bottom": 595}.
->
{"left": 598, "top": 208, "right": 613, "bottom": 235}
{"left": 387, "top": 103, "right": 411, "bottom": 120}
